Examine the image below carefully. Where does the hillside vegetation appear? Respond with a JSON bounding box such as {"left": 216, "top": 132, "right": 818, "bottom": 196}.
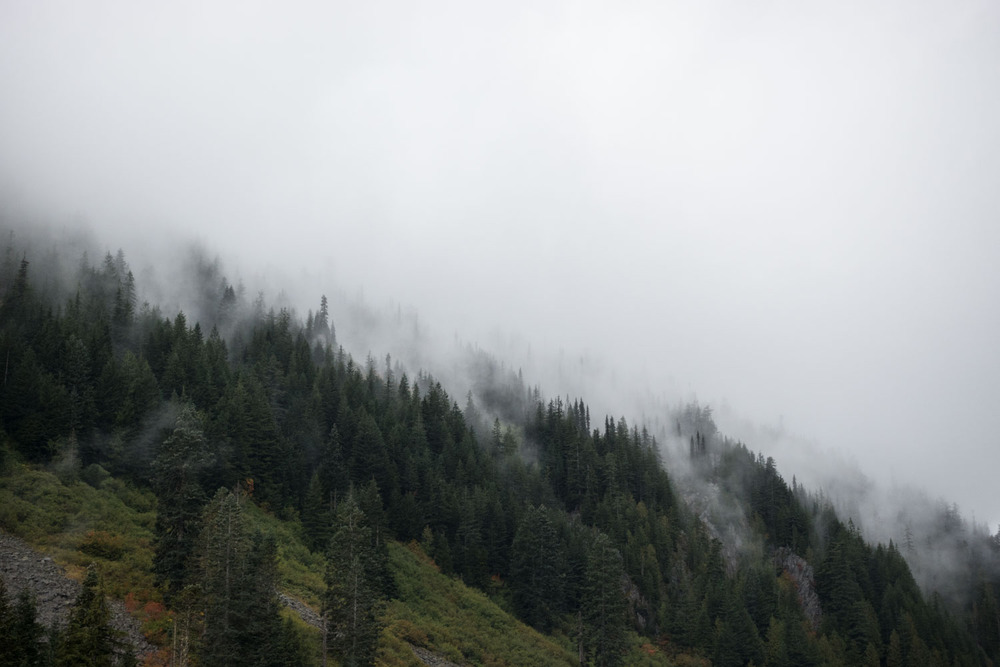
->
{"left": 1, "top": 232, "right": 999, "bottom": 666}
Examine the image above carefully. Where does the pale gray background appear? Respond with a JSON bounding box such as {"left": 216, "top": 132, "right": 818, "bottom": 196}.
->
{"left": 1, "top": 0, "right": 998, "bottom": 527}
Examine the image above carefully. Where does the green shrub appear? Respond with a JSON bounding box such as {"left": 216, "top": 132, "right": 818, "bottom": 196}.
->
{"left": 80, "top": 463, "right": 110, "bottom": 488}
{"left": 79, "top": 530, "right": 126, "bottom": 560}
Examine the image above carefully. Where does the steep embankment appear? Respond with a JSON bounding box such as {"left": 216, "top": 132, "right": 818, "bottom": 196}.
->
{"left": 379, "top": 541, "right": 579, "bottom": 667}
{"left": 0, "top": 462, "right": 606, "bottom": 666}
{"left": 0, "top": 530, "right": 153, "bottom": 656}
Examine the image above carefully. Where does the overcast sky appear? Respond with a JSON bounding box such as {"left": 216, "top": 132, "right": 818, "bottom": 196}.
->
{"left": 2, "top": 0, "right": 999, "bottom": 527}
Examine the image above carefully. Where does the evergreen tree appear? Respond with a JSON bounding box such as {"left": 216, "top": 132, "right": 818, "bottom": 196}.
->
{"left": 315, "top": 294, "right": 332, "bottom": 341}
{"left": 356, "top": 479, "right": 395, "bottom": 598}
{"left": 886, "top": 629, "right": 904, "bottom": 667}
{"left": 302, "top": 470, "right": 332, "bottom": 551}
{"left": 765, "top": 617, "right": 790, "bottom": 667}
{"left": 0, "top": 578, "right": 44, "bottom": 666}
{"left": 509, "top": 505, "right": 562, "bottom": 631}
{"left": 12, "top": 589, "right": 45, "bottom": 667}
{"left": 152, "top": 404, "right": 210, "bottom": 599}
{"left": 196, "top": 487, "right": 297, "bottom": 666}
{"left": 56, "top": 567, "right": 122, "bottom": 667}
{"left": 0, "top": 578, "right": 13, "bottom": 663}
{"left": 325, "top": 493, "right": 385, "bottom": 667}
{"left": 197, "top": 488, "right": 252, "bottom": 666}
{"left": 582, "top": 531, "right": 627, "bottom": 667}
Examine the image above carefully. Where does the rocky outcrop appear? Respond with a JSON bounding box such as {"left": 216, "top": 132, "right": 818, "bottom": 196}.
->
{"left": 773, "top": 547, "right": 822, "bottom": 630}
{"left": 410, "top": 643, "right": 465, "bottom": 667}
{"left": 0, "top": 531, "right": 154, "bottom": 659}
{"left": 277, "top": 591, "right": 323, "bottom": 629}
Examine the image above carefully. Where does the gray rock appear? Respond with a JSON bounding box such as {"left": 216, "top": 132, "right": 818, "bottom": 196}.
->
{"left": 0, "top": 530, "right": 155, "bottom": 660}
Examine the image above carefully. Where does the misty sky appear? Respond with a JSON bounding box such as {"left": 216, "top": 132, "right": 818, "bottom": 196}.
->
{"left": 2, "top": 1, "right": 999, "bottom": 527}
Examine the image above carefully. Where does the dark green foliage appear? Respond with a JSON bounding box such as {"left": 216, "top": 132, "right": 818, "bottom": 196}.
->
{"left": 582, "top": 532, "right": 628, "bottom": 667}
{"left": 973, "top": 582, "right": 1000, "bottom": 663}
{"left": 713, "top": 594, "right": 763, "bottom": 667}
{"left": 301, "top": 471, "right": 331, "bottom": 551}
{"left": 324, "top": 492, "right": 386, "bottom": 667}
{"left": 2, "top": 235, "right": 996, "bottom": 666}
{"left": 152, "top": 404, "right": 210, "bottom": 600}
{"left": 509, "top": 505, "right": 563, "bottom": 631}
{"left": 715, "top": 444, "right": 812, "bottom": 553}
{"left": 55, "top": 568, "right": 121, "bottom": 667}
{"left": 0, "top": 579, "right": 46, "bottom": 667}
{"left": 196, "top": 488, "right": 296, "bottom": 666}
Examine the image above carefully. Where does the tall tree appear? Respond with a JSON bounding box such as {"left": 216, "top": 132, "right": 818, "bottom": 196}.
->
{"left": 324, "top": 493, "right": 385, "bottom": 667}
{"left": 509, "top": 505, "right": 563, "bottom": 631}
{"left": 196, "top": 487, "right": 293, "bottom": 666}
{"left": 56, "top": 567, "right": 123, "bottom": 667}
{"left": 582, "top": 531, "right": 627, "bottom": 667}
{"left": 0, "top": 578, "right": 46, "bottom": 666}
{"left": 197, "top": 488, "right": 252, "bottom": 666}
{"left": 152, "top": 404, "right": 210, "bottom": 599}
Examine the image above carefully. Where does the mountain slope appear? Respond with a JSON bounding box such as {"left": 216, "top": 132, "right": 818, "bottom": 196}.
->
{"left": 1, "top": 229, "right": 998, "bottom": 666}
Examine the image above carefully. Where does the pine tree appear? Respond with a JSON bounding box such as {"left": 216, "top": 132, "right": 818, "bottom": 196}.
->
{"left": 356, "top": 480, "right": 395, "bottom": 598}
{"left": 886, "top": 629, "right": 904, "bottom": 667}
{"left": 509, "top": 505, "right": 562, "bottom": 631}
{"left": 56, "top": 567, "right": 122, "bottom": 667}
{"left": 324, "top": 493, "right": 385, "bottom": 667}
{"left": 315, "top": 295, "right": 331, "bottom": 341}
{"left": 152, "top": 404, "right": 210, "bottom": 600}
{"left": 765, "top": 617, "right": 790, "bottom": 667}
{"left": 0, "top": 578, "right": 32, "bottom": 666}
{"left": 583, "top": 531, "right": 627, "bottom": 667}
{"left": 11, "top": 588, "right": 45, "bottom": 667}
{"left": 863, "top": 641, "right": 881, "bottom": 667}
{"left": 196, "top": 487, "right": 297, "bottom": 666}
{"left": 302, "top": 471, "right": 332, "bottom": 551}
{"left": 197, "top": 488, "right": 252, "bottom": 666}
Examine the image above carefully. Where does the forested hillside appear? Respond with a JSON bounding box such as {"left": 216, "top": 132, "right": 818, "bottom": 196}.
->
{"left": 1, "top": 231, "right": 999, "bottom": 666}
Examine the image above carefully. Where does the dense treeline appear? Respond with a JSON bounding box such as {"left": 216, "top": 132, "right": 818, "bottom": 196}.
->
{"left": 1, "top": 236, "right": 998, "bottom": 666}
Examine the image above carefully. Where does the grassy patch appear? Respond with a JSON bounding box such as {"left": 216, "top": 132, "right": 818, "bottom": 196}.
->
{"left": 0, "top": 465, "right": 695, "bottom": 665}
{"left": 242, "top": 501, "right": 326, "bottom": 609}
{"left": 0, "top": 463, "right": 157, "bottom": 598}
{"left": 383, "top": 541, "right": 577, "bottom": 667}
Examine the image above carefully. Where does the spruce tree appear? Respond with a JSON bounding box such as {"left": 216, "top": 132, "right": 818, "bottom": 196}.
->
{"left": 0, "top": 578, "right": 21, "bottom": 666}
{"left": 197, "top": 488, "right": 251, "bottom": 666}
{"left": 582, "top": 531, "right": 627, "bottom": 667}
{"left": 196, "top": 487, "right": 297, "bottom": 666}
{"left": 152, "top": 404, "right": 210, "bottom": 600}
{"left": 56, "top": 567, "right": 121, "bottom": 667}
{"left": 302, "top": 471, "right": 332, "bottom": 551}
{"left": 324, "top": 493, "right": 385, "bottom": 667}
{"left": 12, "top": 589, "right": 45, "bottom": 667}
{"left": 509, "top": 505, "right": 562, "bottom": 631}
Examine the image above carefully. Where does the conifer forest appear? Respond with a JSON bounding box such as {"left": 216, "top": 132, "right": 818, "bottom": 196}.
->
{"left": 1, "top": 230, "right": 999, "bottom": 667}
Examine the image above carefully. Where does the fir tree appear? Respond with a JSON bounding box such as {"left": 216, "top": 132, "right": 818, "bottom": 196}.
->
{"left": 302, "top": 470, "right": 332, "bottom": 551}
{"left": 56, "top": 567, "right": 122, "bottom": 667}
{"left": 196, "top": 487, "right": 297, "bottom": 666}
{"left": 324, "top": 493, "right": 385, "bottom": 667}
{"left": 583, "top": 531, "right": 627, "bottom": 667}
{"left": 152, "top": 404, "right": 210, "bottom": 600}
{"left": 509, "top": 505, "right": 562, "bottom": 631}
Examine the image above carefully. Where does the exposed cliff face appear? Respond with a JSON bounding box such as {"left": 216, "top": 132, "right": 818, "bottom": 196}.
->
{"left": 774, "top": 547, "right": 822, "bottom": 630}
{"left": 0, "top": 531, "right": 154, "bottom": 658}
{"left": 681, "top": 484, "right": 749, "bottom": 576}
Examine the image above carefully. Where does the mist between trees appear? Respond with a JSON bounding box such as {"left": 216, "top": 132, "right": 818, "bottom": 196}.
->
{"left": 1, "top": 223, "right": 999, "bottom": 666}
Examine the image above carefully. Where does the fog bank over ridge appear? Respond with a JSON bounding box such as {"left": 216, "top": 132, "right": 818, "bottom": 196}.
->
{"left": 1, "top": 0, "right": 999, "bottom": 528}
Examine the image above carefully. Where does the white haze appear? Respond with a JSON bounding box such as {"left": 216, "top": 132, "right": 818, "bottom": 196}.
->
{"left": 1, "top": 0, "right": 999, "bottom": 529}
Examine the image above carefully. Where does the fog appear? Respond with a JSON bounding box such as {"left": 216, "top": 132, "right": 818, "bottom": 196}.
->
{"left": 2, "top": 1, "right": 999, "bottom": 528}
